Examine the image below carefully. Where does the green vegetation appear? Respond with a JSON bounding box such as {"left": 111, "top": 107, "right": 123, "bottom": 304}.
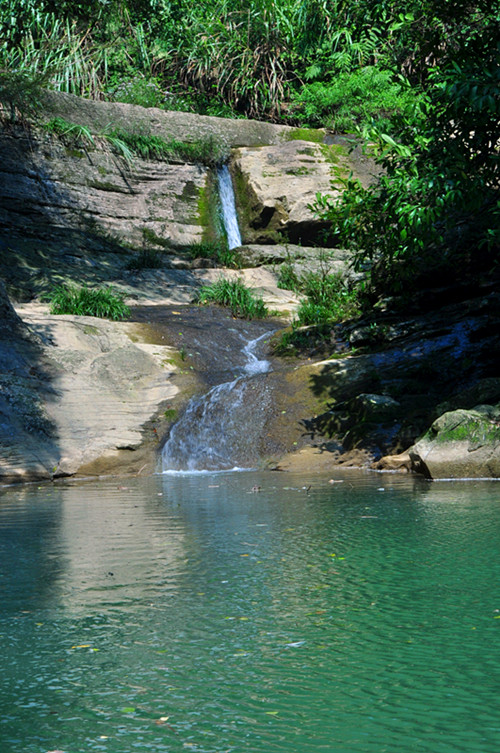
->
{"left": 285, "top": 128, "right": 325, "bottom": 144}
{"left": 295, "top": 271, "right": 361, "bottom": 326}
{"left": 41, "top": 118, "right": 227, "bottom": 167}
{"left": 290, "top": 67, "right": 417, "bottom": 133}
{"left": 275, "top": 255, "right": 361, "bottom": 354}
{"left": 197, "top": 278, "right": 268, "bottom": 320}
{"left": 43, "top": 116, "right": 94, "bottom": 145}
{"left": 47, "top": 283, "right": 130, "bottom": 320}
{"left": 186, "top": 241, "right": 241, "bottom": 269}
{"left": 105, "top": 130, "right": 228, "bottom": 167}
{"left": 0, "top": 0, "right": 497, "bottom": 311}
{"left": 0, "top": 69, "right": 46, "bottom": 122}
{"left": 0, "top": 0, "right": 433, "bottom": 127}
{"left": 278, "top": 256, "right": 361, "bottom": 327}
{"left": 427, "top": 417, "right": 500, "bottom": 445}
{"left": 312, "top": 2, "right": 499, "bottom": 301}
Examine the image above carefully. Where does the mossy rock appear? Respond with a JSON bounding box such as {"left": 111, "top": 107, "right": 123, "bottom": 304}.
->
{"left": 409, "top": 404, "right": 500, "bottom": 478}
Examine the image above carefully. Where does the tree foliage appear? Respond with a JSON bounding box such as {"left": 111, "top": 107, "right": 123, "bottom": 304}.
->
{"left": 1, "top": 0, "right": 497, "bottom": 299}
{"left": 314, "top": 2, "right": 500, "bottom": 296}
{"left": 0, "top": 0, "right": 433, "bottom": 121}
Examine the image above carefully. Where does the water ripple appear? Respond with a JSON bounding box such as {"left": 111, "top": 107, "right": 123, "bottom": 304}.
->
{"left": 0, "top": 473, "right": 499, "bottom": 752}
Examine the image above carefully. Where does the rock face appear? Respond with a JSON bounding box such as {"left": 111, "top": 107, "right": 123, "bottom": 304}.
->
{"left": 285, "top": 292, "right": 500, "bottom": 475}
{"left": 0, "top": 303, "right": 180, "bottom": 483}
{"left": 0, "top": 95, "right": 367, "bottom": 301}
{"left": 409, "top": 406, "right": 500, "bottom": 479}
{"left": 231, "top": 137, "right": 377, "bottom": 245}
{"left": 232, "top": 140, "right": 346, "bottom": 244}
{"left": 1, "top": 92, "right": 499, "bottom": 482}
{"left": 0, "top": 127, "right": 210, "bottom": 253}
{"left": 41, "top": 90, "right": 296, "bottom": 148}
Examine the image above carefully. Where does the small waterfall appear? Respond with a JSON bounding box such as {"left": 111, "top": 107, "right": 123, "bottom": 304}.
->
{"left": 217, "top": 164, "right": 242, "bottom": 250}
{"left": 162, "top": 333, "right": 272, "bottom": 472}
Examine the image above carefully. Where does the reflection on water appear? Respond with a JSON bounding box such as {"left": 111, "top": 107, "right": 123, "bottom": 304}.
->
{"left": 0, "top": 472, "right": 499, "bottom": 753}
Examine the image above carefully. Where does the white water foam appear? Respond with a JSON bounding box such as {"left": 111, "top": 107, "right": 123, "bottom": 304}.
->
{"left": 162, "top": 331, "right": 273, "bottom": 472}
{"left": 217, "top": 164, "right": 242, "bottom": 250}
{"left": 242, "top": 331, "right": 271, "bottom": 375}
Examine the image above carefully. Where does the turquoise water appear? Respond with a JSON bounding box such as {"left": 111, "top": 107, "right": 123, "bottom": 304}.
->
{"left": 1, "top": 471, "right": 499, "bottom": 753}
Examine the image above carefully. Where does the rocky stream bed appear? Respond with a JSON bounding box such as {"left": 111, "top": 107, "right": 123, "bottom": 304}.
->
{"left": 1, "top": 93, "right": 499, "bottom": 482}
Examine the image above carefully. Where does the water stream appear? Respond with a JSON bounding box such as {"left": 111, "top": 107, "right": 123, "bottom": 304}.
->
{"left": 217, "top": 164, "right": 242, "bottom": 250}
{"left": 162, "top": 332, "right": 272, "bottom": 472}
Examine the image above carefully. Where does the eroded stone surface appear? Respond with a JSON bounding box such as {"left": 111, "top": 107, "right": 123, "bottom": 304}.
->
{"left": 0, "top": 129, "right": 209, "bottom": 252}
{"left": 0, "top": 301, "right": 179, "bottom": 483}
{"left": 41, "top": 90, "right": 296, "bottom": 148}
{"left": 232, "top": 140, "right": 352, "bottom": 244}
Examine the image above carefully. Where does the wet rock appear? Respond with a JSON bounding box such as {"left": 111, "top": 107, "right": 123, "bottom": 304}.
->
{"left": 375, "top": 452, "right": 412, "bottom": 473}
{"left": 409, "top": 405, "right": 500, "bottom": 478}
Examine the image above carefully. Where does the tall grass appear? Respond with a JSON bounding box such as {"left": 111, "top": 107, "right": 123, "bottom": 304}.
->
{"left": 47, "top": 284, "right": 130, "bottom": 320}
{"left": 197, "top": 277, "right": 268, "bottom": 319}
{"left": 0, "top": 14, "right": 110, "bottom": 98}
{"left": 0, "top": 0, "right": 421, "bottom": 125}
{"left": 175, "top": 0, "right": 299, "bottom": 120}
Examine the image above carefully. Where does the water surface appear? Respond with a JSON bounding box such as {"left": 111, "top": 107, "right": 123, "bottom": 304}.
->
{"left": 1, "top": 472, "right": 499, "bottom": 753}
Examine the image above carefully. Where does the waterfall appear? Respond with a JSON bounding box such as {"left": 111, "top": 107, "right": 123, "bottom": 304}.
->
{"left": 162, "top": 333, "right": 272, "bottom": 472}
{"left": 217, "top": 164, "right": 242, "bottom": 250}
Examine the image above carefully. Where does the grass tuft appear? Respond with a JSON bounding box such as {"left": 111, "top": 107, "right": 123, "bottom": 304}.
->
{"left": 197, "top": 278, "right": 268, "bottom": 319}
{"left": 105, "top": 130, "right": 228, "bottom": 167}
{"left": 186, "top": 240, "right": 242, "bottom": 269}
{"left": 47, "top": 283, "right": 130, "bottom": 320}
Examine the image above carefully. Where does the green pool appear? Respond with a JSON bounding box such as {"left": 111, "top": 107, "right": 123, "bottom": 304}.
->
{"left": 1, "top": 471, "right": 499, "bottom": 752}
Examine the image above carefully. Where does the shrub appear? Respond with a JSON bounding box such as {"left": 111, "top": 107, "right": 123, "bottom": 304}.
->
{"left": 110, "top": 74, "right": 168, "bottom": 109}
{"left": 47, "top": 284, "right": 130, "bottom": 320}
{"left": 197, "top": 278, "right": 268, "bottom": 319}
{"left": 290, "top": 67, "right": 416, "bottom": 132}
{"left": 0, "top": 70, "right": 46, "bottom": 122}
{"left": 297, "top": 271, "right": 360, "bottom": 325}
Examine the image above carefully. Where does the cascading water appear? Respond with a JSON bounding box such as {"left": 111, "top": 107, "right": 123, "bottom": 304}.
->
{"left": 217, "top": 164, "right": 242, "bottom": 250}
{"left": 162, "top": 332, "right": 272, "bottom": 472}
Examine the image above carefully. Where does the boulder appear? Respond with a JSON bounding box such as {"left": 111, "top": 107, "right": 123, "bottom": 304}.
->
{"left": 0, "top": 304, "right": 180, "bottom": 483}
{"left": 409, "top": 405, "right": 500, "bottom": 478}
{"left": 231, "top": 140, "right": 350, "bottom": 244}
{"left": 349, "top": 393, "right": 401, "bottom": 420}
{"left": 375, "top": 452, "right": 412, "bottom": 473}
{"left": 237, "top": 243, "right": 355, "bottom": 279}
